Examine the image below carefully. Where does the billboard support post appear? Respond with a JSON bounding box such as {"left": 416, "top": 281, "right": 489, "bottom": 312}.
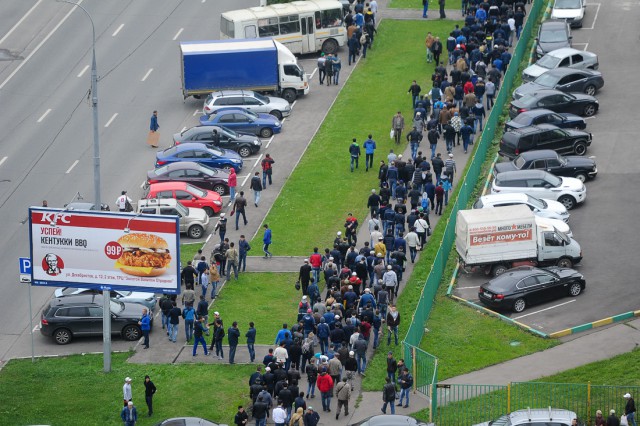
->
{"left": 28, "top": 281, "right": 34, "bottom": 363}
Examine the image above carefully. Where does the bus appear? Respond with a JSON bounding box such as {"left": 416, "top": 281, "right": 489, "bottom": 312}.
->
{"left": 220, "top": 0, "right": 347, "bottom": 55}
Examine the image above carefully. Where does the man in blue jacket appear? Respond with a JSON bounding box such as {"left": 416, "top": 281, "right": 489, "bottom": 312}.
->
{"left": 121, "top": 401, "right": 137, "bottom": 426}
{"left": 138, "top": 308, "right": 151, "bottom": 349}
{"left": 238, "top": 235, "right": 251, "bottom": 273}
{"left": 262, "top": 224, "right": 272, "bottom": 258}
{"left": 363, "top": 135, "right": 376, "bottom": 171}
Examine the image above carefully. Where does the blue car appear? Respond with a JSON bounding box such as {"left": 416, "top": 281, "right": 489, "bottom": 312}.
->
{"left": 155, "top": 143, "right": 243, "bottom": 172}
{"left": 504, "top": 108, "right": 586, "bottom": 132}
{"left": 199, "top": 107, "right": 282, "bottom": 138}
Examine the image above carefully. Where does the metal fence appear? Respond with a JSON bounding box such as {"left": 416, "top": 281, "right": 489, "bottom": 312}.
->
{"left": 402, "top": 0, "right": 549, "bottom": 421}
{"left": 433, "top": 383, "right": 640, "bottom": 426}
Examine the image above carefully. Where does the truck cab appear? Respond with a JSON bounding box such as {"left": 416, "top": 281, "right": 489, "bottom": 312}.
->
{"left": 276, "top": 41, "right": 310, "bottom": 102}
{"left": 537, "top": 225, "right": 581, "bottom": 267}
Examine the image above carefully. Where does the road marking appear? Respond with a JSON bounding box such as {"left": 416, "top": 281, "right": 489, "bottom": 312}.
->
{"left": 173, "top": 28, "right": 184, "bottom": 40}
{"left": 457, "top": 286, "right": 479, "bottom": 290}
{"left": 77, "top": 64, "right": 89, "bottom": 78}
{"left": 241, "top": 174, "right": 250, "bottom": 187}
{"left": 141, "top": 68, "right": 153, "bottom": 82}
{"left": 32, "top": 324, "right": 40, "bottom": 332}
{"left": 104, "top": 113, "right": 118, "bottom": 127}
{"left": 291, "top": 100, "right": 297, "bottom": 110}
{"left": 0, "top": 156, "right": 7, "bottom": 167}
{"left": 37, "top": 108, "right": 51, "bottom": 123}
{"left": 181, "top": 126, "right": 187, "bottom": 132}
{"left": 584, "top": 116, "right": 597, "bottom": 120}
{"left": 583, "top": 3, "right": 601, "bottom": 30}
{"left": 253, "top": 153, "right": 264, "bottom": 168}
{"left": 572, "top": 42, "right": 589, "bottom": 51}
{"left": 112, "top": 23, "right": 124, "bottom": 36}
{"left": 140, "top": 180, "right": 147, "bottom": 189}
{"left": 266, "top": 135, "right": 274, "bottom": 149}
{"left": 512, "top": 299, "right": 576, "bottom": 320}
{"left": 0, "top": 0, "right": 86, "bottom": 90}
{"left": 193, "top": 109, "right": 200, "bottom": 116}
{"left": 309, "top": 67, "right": 318, "bottom": 79}
{"left": 0, "top": 0, "right": 43, "bottom": 45}
{"left": 65, "top": 160, "right": 79, "bottom": 174}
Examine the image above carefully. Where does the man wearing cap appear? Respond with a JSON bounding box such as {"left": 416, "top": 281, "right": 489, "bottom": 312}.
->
{"left": 608, "top": 409, "right": 620, "bottom": 426}
{"left": 299, "top": 259, "right": 313, "bottom": 296}
{"left": 121, "top": 400, "right": 137, "bottom": 426}
{"left": 444, "top": 152, "right": 456, "bottom": 184}
{"left": 625, "top": 393, "right": 637, "bottom": 426}
{"left": 304, "top": 406, "right": 320, "bottom": 426}
{"left": 214, "top": 213, "right": 227, "bottom": 244}
{"left": 123, "top": 377, "right": 133, "bottom": 406}
{"left": 382, "top": 265, "right": 398, "bottom": 302}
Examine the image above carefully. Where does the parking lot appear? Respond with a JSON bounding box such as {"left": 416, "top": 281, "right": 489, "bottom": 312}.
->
{"left": 454, "top": 1, "right": 640, "bottom": 335}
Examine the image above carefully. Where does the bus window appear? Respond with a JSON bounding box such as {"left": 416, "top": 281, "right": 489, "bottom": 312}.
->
{"left": 279, "top": 15, "right": 300, "bottom": 35}
{"left": 258, "top": 17, "right": 279, "bottom": 37}
{"left": 315, "top": 11, "right": 321, "bottom": 29}
{"left": 321, "top": 8, "right": 343, "bottom": 28}
{"left": 221, "top": 17, "right": 235, "bottom": 38}
{"left": 244, "top": 25, "right": 257, "bottom": 38}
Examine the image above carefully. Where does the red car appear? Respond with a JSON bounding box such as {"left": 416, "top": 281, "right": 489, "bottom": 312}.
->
{"left": 145, "top": 182, "right": 223, "bottom": 217}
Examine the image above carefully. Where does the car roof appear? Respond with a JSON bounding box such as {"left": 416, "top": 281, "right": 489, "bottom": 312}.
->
{"left": 139, "top": 198, "right": 179, "bottom": 207}
{"left": 508, "top": 408, "right": 578, "bottom": 423}
{"left": 540, "top": 67, "right": 595, "bottom": 78}
{"left": 511, "top": 108, "right": 556, "bottom": 119}
{"left": 507, "top": 123, "right": 560, "bottom": 134}
{"left": 209, "top": 89, "right": 255, "bottom": 98}
{"left": 518, "top": 149, "right": 560, "bottom": 160}
{"left": 495, "top": 169, "right": 549, "bottom": 180}
{"left": 148, "top": 181, "right": 190, "bottom": 191}
{"left": 546, "top": 47, "right": 595, "bottom": 58}
{"left": 161, "top": 161, "right": 201, "bottom": 171}
{"left": 210, "top": 107, "right": 251, "bottom": 115}
{"left": 479, "top": 193, "right": 530, "bottom": 203}
{"left": 523, "top": 88, "right": 566, "bottom": 98}
{"left": 173, "top": 143, "right": 211, "bottom": 152}
{"left": 49, "top": 294, "right": 103, "bottom": 307}
{"left": 540, "top": 19, "right": 569, "bottom": 29}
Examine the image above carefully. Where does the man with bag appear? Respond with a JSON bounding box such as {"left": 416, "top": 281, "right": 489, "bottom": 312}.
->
{"left": 391, "top": 111, "right": 405, "bottom": 145}
{"left": 147, "top": 110, "right": 160, "bottom": 148}
{"left": 116, "top": 191, "right": 133, "bottom": 212}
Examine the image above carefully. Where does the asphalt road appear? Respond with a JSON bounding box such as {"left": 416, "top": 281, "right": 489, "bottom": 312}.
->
{"left": 454, "top": 1, "right": 640, "bottom": 333}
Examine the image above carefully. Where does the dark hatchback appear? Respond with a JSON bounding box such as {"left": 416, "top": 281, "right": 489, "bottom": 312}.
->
{"left": 173, "top": 125, "right": 261, "bottom": 158}
{"left": 494, "top": 149, "right": 597, "bottom": 182}
{"left": 40, "top": 295, "right": 146, "bottom": 345}
{"left": 509, "top": 89, "right": 598, "bottom": 119}
{"left": 147, "top": 161, "right": 229, "bottom": 195}
{"left": 504, "top": 109, "right": 586, "bottom": 131}
{"left": 478, "top": 266, "right": 585, "bottom": 313}
{"left": 499, "top": 124, "right": 592, "bottom": 159}
{"left": 513, "top": 68, "right": 604, "bottom": 99}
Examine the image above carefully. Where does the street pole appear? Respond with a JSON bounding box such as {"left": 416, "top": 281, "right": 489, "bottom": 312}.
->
{"left": 28, "top": 281, "right": 34, "bottom": 363}
{"left": 58, "top": 0, "right": 108, "bottom": 372}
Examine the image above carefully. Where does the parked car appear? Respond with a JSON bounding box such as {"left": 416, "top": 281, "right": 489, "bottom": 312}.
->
{"left": 474, "top": 408, "right": 581, "bottom": 426}
{"left": 155, "top": 143, "right": 243, "bottom": 172}
{"left": 535, "top": 20, "right": 572, "bottom": 59}
{"left": 499, "top": 124, "right": 592, "bottom": 158}
{"left": 173, "top": 125, "right": 261, "bottom": 158}
{"left": 492, "top": 169, "right": 586, "bottom": 210}
{"left": 145, "top": 182, "right": 223, "bottom": 217}
{"left": 65, "top": 202, "right": 111, "bottom": 211}
{"left": 509, "top": 89, "right": 598, "bottom": 118}
{"left": 522, "top": 47, "right": 599, "bottom": 82}
{"left": 152, "top": 418, "right": 224, "bottom": 426}
{"left": 551, "top": 0, "right": 587, "bottom": 27}
{"left": 478, "top": 266, "right": 585, "bottom": 313}
{"left": 199, "top": 107, "right": 282, "bottom": 138}
{"left": 203, "top": 90, "right": 291, "bottom": 120}
{"left": 513, "top": 68, "right": 604, "bottom": 99}
{"left": 494, "top": 149, "right": 597, "bottom": 182}
{"left": 40, "top": 295, "right": 146, "bottom": 345}
{"left": 351, "top": 415, "right": 430, "bottom": 426}
{"left": 53, "top": 288, "right": 157, "bottom": 312}
{"left": 146, "top": 162, "right": 229, "bottom": 195}
{"left": 504, "top": 109, "right": 586, "bottom": 131}
{"left": 474, "top": 192, "right": 570, "bottom": 223}
{"left": 137, "top": 198, "right": 209, "bottom": 239}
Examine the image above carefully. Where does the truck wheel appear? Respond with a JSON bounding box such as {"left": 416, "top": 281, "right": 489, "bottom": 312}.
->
{"left": 122, "top": 325, "right": 142, "bottom": 341}
{"left": 212, "top": 184, "right": 226, "bottom": 196}
{"left": 260, "top": 128, "right": 274, "bottom": 138}
{"left": 573, "top": 141, "right": 587, "bottom": 156}
{"left": 54, "top": 328, "right": 72, "bottom": 345}
{"left": 269, "top": 110, "right": 283, "bottom": 120}
{"left": 322, "top": 38, "right": 339, "bottom": 55}
{"left": 188, "top": 225, "right": 204, "bottom": 239}
{"left": 556, "top": 257, "right": 573, "bottom": 268}
{"left": 568, "top": 282, "right": 582, "bottom": 297}
{"left": 282, "top": 89, "right": 297, "bottom": 103}
{"left": 513, "top": 298, "right": 526, "bottom": 313}
{"left": 492, "top": 264, "right": 508, "bottom": 277}
{"left": 558, "top": 195, "right": 576, "bottom": 210}
{"left": 238, "top": 146, "right": 252, "bottom": 158}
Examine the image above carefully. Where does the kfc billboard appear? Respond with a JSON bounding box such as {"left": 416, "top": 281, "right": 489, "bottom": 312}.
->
{"left": 29, "top": 208, "right": 180, "bottom": 293}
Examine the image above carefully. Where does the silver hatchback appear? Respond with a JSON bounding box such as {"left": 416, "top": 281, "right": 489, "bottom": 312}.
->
{"left": 203, "top": 90, "right": 291, "bottom": 120}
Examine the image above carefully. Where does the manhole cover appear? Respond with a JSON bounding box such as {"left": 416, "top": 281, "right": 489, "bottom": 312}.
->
{"left": 0, "top": 49, "right": 23, "bottom": 61}
{"left": 510, "top": 341, "right": 521, "bottom": 347}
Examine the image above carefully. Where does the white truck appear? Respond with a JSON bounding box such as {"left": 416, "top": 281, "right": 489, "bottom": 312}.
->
{"left": 455, "top": 205, "right": 582, "bottom": 277}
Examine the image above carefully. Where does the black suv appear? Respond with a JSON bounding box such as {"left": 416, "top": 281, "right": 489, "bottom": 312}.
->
{"left": 173, "top": 125, "right": 261, "bottom": 158}
{"left": 40, "top": 294, "right": 146, "bottom": 345}
{"left": 494, "top": 149, "right": 597, "bottom": 182}
{"left": 499, "top": 124, "right": 592, "bottom": 159}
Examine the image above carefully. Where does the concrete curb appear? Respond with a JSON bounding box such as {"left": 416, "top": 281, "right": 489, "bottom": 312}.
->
{"left": 549, "top": 310, "right": 640, "bottom": 338}
{"left": 482, "top": 153, "right": 499, "bottom": 196}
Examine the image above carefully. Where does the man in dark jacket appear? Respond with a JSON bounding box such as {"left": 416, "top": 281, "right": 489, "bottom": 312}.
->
{"left": 624, "top": 393, "right": 636, "bottom": 426}
{"left": 432, "top": 153, "right": 445, "bottom": 182}
{"left": 168, "top": 302, "right": 181, "bottom": 343}
{"left": 160, "top": 295, "right": 173, "bottom": 331}
{"left": 348, "top": 33, "right": 361, "bottom": 65}
{"left": 299, "top": 259, "right": 312, "bottom": 296}
{"left": 304, "top": 407, "right": 320, "bottom": 426}
{"left": 250, "top": 172, "right": 263, "bottom": 208}
{"left": 427, "top": 128, "right": 439, "bottom": 159}
{"left": 407, "top": 80, "right": 422, "bottom": 108}
{"left": 181, "top": 261, "right": 197, "bottom": 289}
{"left": 234, "top": 406, "right": 248, "bottom": 426}
{"left": 228, "top": 321, "right": 240, "bottom": 364}
{"left": 253, "top": 397, "right": 269, "bottom": 425}
{"left": 349, "top": 139, "right": 361, "bottom": 172}
{"left": 406, "top": 127, "right": 423, "bottom": 160}
{"left": 367, "top": 189, "right": 381, "bottom": 218}
{"left": 278, "top": 383, "right": 294, "bottom": 419}
{"left": 381, "top": 377, "right": 397, "bottom": 414}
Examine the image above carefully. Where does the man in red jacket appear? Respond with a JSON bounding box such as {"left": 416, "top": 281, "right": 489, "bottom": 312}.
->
{"left": 309, "top": 248, "right": 323, "bottom": 284}
{"left": 228, "top": 168, "right": 237, "bottom": 202}
{"left": 316, "top": 368, "right": 334, "bottom": 413}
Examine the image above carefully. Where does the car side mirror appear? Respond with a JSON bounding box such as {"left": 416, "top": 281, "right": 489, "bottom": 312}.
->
{"left": 544, "top": 184, "right": 552, "bottom": 189}
{"left": 569, "top": 36, "right": 573, "bottom": 40}
{"left": 192, "top": 197, "right": 197, "bottom": 201}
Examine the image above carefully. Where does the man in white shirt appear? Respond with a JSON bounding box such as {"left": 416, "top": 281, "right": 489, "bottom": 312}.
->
{"left": 405, "top": 227, "right": 421, "bottom": 263}
{"left": 116, "top": 191, "right": 132, "bottom": 212}
{"left": 123, "top": 377, "right": 132, "bottom": 406}
{"left": 273, "top": 342, "right": 289, "bottom": 364}
{"left": 273, "top": 402, "right": 287, "bottom": 426}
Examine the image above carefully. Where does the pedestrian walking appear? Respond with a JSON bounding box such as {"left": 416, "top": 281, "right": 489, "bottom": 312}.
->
{"left": 238, "top": 235, "right": 251, "bottom": 272}
{"left": 263, "top": 224, "right": 272, "bottom": 258}
{"left": 121, "top": 401, "right": 137, "bottom": 426}
{"left": 233, "top": 191, "right": 248, "bottom": 230}
{"left": 316, "top": 368, "right": 334, "bottom": 412}
{"left": 304, "top": 407, "right": 320, "bottom": 426}
{"left": 381, "top": 377, "right": 397, "bottom": 414}
{"left": 273, "top": 402, "right": 287, "bottom": 426}
{"left": 397, "top": 369, "right": 413, "bottom": 408}
{"left": 348, "top": 33, "right": 360, "bottom": 65}
{"left": 250, "top": 172, "right": 262, "bottom": 207}
{"left": 332, "top": 54, "right": 342, "bottom": 84}
{"left": 225, "top": 242, "right": 239, "bottom": 281}
{"left": 431, "top": 37, "right": 443, "bottom": 65}
{"left": 439, "top": 0, "right": 446, "bottom": 19}
{"left": 349, "top": 139, "right": 361, "bottom": 172}
{"left": 192, "top": 317, "right": 209, "bottom": 356}
{"left": 335, "top": 377, "right": 352, "bottom": 420}
{"left": 246, "top": 321, "right": 256, "bottom": 362}
{"left": 317, "top": 54, "right": 326, "bottom": 85}
{"left": 228, "top": 321, "right": 240, "bottom": 364}
{"left": 325, "top": 53, "right": 334, "bottom": 86}
{"left": 147, "top": 110, "right": 159, "bottom": 148}
{"left": 422, "top": 0, "right": 429, "bottom": 18}
{"left": 407, "top": 80, "right": 422, "bottom": 108}
{"left": 234, "top": 406, "right": 249, "bottom": 426}
{"left": 210, "top": 318, "right": 225, "bottom": 359}
{"left": 261, "top": 154, "right": 275, "bottom": 188}
{"left": 624, "top": 393, "right": 637, "bottom": 426}
{"left": 434, "top": 181, "right": 444, "bottom": 215}
{"left": 209, "top": 266, "right": 220, "bottom": 299}
{"left": 228, "top": 168, "right": 237, "bottom": 202}
{"left": 386, "top": 352, "right": 398, "bottom": 384}
{"left": 444, "top": 153, "right": 457, "bottom": 184}
{"left": 391, "top": 111, "right": 405, "bottom": 145}
{"left": 386, "top": 305, "right": 400, "bottom": 346}
{"left": 143, "top": 375, "right": 156, "bottom": 417}
{"left": 363, "top": 134, "right": 376, "bottom": 171}
{"left": 214, "top": 213, "right": 227, "bottom": 244}
{"left": 182, "top": 304, "right": 195, "bottom": 342}
{"left": 123, "top": 377, "right": 133, "bottom": 406}
{"left": 115, "top": 191, "right": 133, "bottom": 212}
{"left": 138, "top": 308, "right": 151, "bottom": 349}
{"left": 168, "top": 301, "right": 180, "bottom": 343}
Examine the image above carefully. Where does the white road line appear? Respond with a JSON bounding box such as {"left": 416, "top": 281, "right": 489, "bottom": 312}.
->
{"left": 512, "top": 299, "right": 576, "bottom": 320}
{"left": 0, "top": 156, "right": 7, "bottom": 167}
{"left": 65, "top": 160, "right": 79, "bottom": 174}
{"left": 309, "top": 67, "right": 318, "bottom": 79}
{"left": 140, "top": 180, "right": 147, "bottom": 189}
{"left": 584, "top": 116, "right": 596, "bottom": 120}
{"left": 266, "top": 135, "right": 274, "bottom": 149}
{"left": 37, "top": 108, "right": 51, "bottom": 123}
{"left": 0, "top": 0, "right": 85, "bottom": 90}
{"left": 281, "top": 118, "right": 286, "bottom": 124}
{"left": 181, "top": 126, "right": 187, "bottom": 132}
{"left": 141, "top": 68, "right": 154, "bottom": 82}
{"left": 457, "top": 286, "right": 479, "bottom": 290}
{"left": 193, "top": 109, "right": 200, "bottom": 116}
{"left": 253, "top": 153, "right": 264, "bottom": 168}
{"left": 32, "top": 324, "right": 40, "bottom": 333}
{"left": 291, "top": 100, "right": 297, "bottom": 110}
{"left": 77, "top": 64, "right": 89, "bottom": 78}
{"left": 0, "top": 0, "right": 43, "bottom": 45}
{"left": 241, "top": 174, "right": 251, "bottom": 187}
{"left": 111, "top": 23, "right": 124, "bottom": 37}
{"left": 572, "top": 42, "right": 588, "bottom": 51}
{"left": 173, "top": 28, "right": 184, "bottom": 41}
{"left": 104, "top": 113, "right": 118, "bottom": 127}
{"left": 583, "top": 3, "right": 601, "bottom": 30}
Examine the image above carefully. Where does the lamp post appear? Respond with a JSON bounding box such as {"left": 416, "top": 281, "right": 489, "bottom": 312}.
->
{"left": 57, "top": 0, "right": 109, "bottom": 372}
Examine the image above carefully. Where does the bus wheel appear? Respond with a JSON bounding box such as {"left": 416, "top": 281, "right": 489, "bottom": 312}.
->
{"left": 322, "top": 39, "right": 338, "bottom": 55}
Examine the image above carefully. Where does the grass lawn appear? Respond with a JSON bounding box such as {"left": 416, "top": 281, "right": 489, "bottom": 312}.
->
{"left": 0, "top": 352, "right": 254, "bottom": 426}
{"left": 250, "top": 19, "right": 462, "bottom": 256}
{"left": 389, "top": 0, "right": 463, "bottom": 12}
{"left": 209, "top": 272, "right": 322, "bottom": 344}
{"left": 180, "top": 242, "right": 202, "bottom": 266}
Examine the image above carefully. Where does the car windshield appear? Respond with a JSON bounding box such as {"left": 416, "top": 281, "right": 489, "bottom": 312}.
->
{"left": 536, "top": 54, "right": 562, "bottom": 69}
{"left": 556, "top": 229, "right": 571, "bottom": 244}
{"left": 109, "top": 300, "right": 124, "bottom": 313}
{"left": 154, "top": 165, "right": 169, "bottom": 175}
{"left": 558, "top": 154, "right": 568, "bottom": 165}
{"left": 517, "top": 94, "right": 537, "bottom": 107}
{"left": 514, "top": 156, "right": 526, "bottom": 169}
{"left": 206, "top": 147, "right": 225, "bottom": 157}
{"left": 197, "top": 164, "right": 216, "bottom": 177}
{"left": 175, "top": 201, "right": 189, "bottom": 216}
{"left": 526, "top": 194, "right": 547, "bottom": 209}
{"left": 254, "top": 92, "right": 270, "bottom": 104}
{"left": 218, "top": 126, "right": 238, "bottom": 138}
{"left": 555, "top": 0, "right": 582, "bottom": 8}
{"left": 473, "top": 199, "right": 484, "bottom": 208}
{"left": 163, "top": 146, "right": 178, "bottom": 156}
{"left": 534, "top": 72, "right": 560, "bottom": 87}
{"left": 546, "top": 174, "right": 563, "bottom": 187}
{"left": 239, "top": 109, "right": 258, "bottom": 119}
{"left": 511, "top": 114, "right": 532, "bottom": 124}
{"left": 487, "top": 415, "right": 511, "bottom": 426}
{"left": 539, "top": 29, "right": 568, "bottom": 43}
{"left": 186, "top": 184, "right": 207, "bottom": 198}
